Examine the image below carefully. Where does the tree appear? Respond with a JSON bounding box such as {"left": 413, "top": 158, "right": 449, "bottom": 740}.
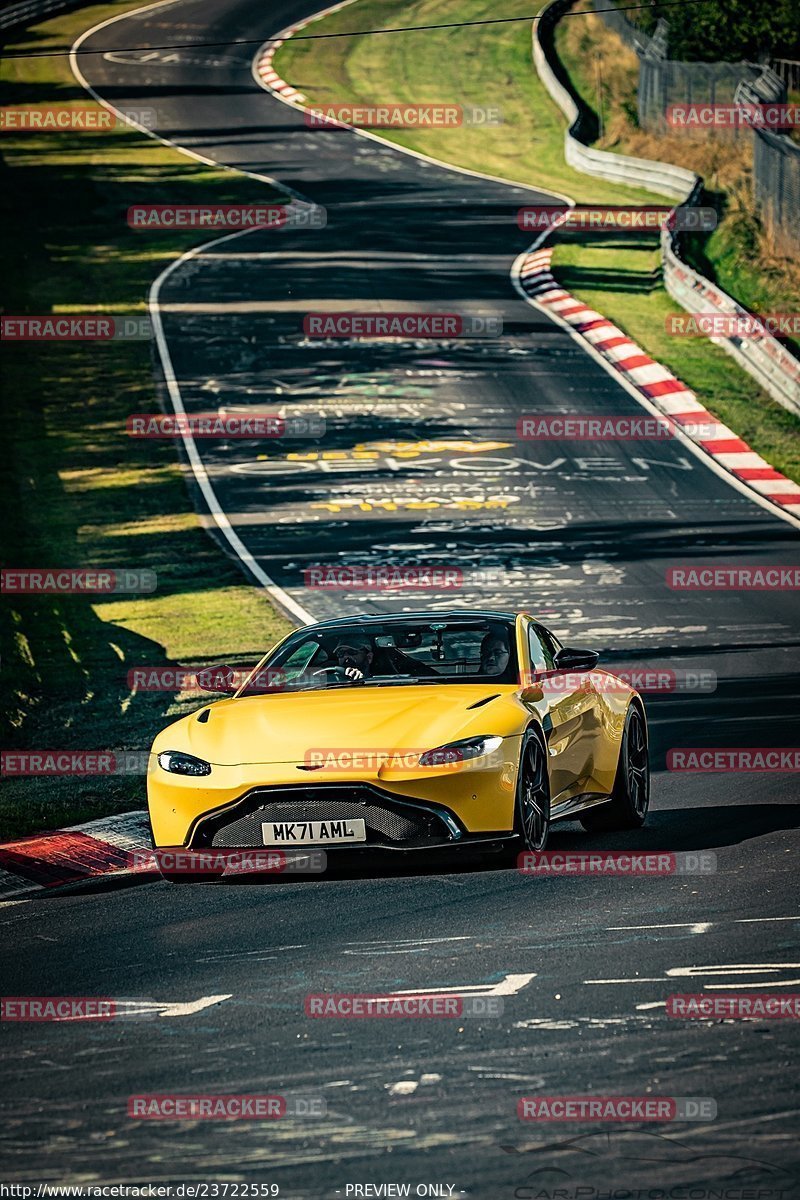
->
{"left": 628, "top": 0, "right": 800, "bottom": 61}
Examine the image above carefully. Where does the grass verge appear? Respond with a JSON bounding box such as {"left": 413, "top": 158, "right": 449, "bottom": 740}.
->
{"left": 274, "top": 0, "right": 662, "bottom": 205}
{"left": 551, "top": 236, "right": 800, "bottom": 483}
{"left": 0, "top": 1, "right": 294, "bottom": 840}
{"left": 274, "top": 0, "right": 800, "bottom": 483}
{"left": 555, "top": 9, "right": 800, "bottom": 348}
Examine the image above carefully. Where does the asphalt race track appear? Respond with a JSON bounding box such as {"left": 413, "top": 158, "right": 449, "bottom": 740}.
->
{"left": 2, "top": 0, "right": 800, "bottom": 1193}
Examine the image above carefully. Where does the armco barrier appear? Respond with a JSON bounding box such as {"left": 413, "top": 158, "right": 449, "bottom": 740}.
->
{"left": 532, "top": 0, "right": 800, "bottom": 416}
{"left": 532, "top": 1, "right": 696, "bottom": 201}
{"left": 661, "top": 214, "right": 800, "bottom": 415}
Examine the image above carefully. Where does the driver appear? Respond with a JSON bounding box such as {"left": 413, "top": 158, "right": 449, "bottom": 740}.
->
{"left": 479, "top": 629, "right": 510, "bottom": 676}
{"left": 332, "top": 635, "right": 374, "bottom": 682}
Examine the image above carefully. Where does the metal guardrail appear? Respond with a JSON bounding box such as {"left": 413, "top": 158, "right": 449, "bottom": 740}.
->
{"left": 532, "top": 0, "right": 800, "bottom": 416}
{"left": 661, "top": 183, "right": 800, "bottom": 416}
{"left": 532, "top": 1, "right": 696, "bottom": 200}
{"left": 770, "top": 58, "right": 800, "bottom": 91}
{"left": 595, "top": 5, "right": 799, "bottom": 259}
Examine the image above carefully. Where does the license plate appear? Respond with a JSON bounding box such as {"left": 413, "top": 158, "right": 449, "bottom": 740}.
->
{"left": 261, "top": 818, "right": 367, "bottom": 845}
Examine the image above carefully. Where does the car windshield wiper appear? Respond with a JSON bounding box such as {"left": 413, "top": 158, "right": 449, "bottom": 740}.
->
{"left": 362, "top": 676, "right": 487, "bottom": 686}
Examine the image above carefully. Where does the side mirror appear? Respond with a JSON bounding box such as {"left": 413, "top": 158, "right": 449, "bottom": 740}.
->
{"left": 196, "top": 664, "right": 239, "bottom": 694}
{"left": 519, "top": 684, "right": 544, "bottom": 703}
{"left": 553, "top": 647, "right": 600, "bottom": 672}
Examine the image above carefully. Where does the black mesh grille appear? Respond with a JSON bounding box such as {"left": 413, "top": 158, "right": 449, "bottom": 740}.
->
{"left": 195, "top": 785, "right": 455, "bottom": 849}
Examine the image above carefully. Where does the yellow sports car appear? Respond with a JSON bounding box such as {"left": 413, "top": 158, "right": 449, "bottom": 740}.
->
{"left": 147, "top": 610, "right": 649, "bottom": 878}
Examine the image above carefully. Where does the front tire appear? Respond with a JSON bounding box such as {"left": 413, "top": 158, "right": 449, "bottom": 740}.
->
{"left": 515, "top": 730, "right": 551, "bottom": 852}
{"left": 580, "top": 704, "right": 649, "bottom": 832}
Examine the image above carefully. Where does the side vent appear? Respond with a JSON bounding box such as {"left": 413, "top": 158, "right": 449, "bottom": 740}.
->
{"left": 466, "top": 694, "right": 500, "bottom": 710}
{"left": 197, "top": 708, "right": 211, "bottom": 724}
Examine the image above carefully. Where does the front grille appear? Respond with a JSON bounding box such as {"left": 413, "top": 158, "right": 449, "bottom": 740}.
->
{"left": 191, "top": 785, "right": 457, "bottom": 849}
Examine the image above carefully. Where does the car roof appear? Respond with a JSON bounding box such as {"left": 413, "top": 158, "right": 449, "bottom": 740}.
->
{"left": 303, "top": 609, "right": 519, "bottom": 631}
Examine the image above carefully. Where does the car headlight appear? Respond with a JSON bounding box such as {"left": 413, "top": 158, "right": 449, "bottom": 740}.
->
{"left": 157, "top": 750, "right": 212, "bottom": 777}
{"left": 418, "top": 735, "right": 503, "bottom": 768}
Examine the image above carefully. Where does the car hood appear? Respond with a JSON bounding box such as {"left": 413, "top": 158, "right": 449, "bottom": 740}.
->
{"left": 157, "top": 684, "right": 517, "bottom": 766}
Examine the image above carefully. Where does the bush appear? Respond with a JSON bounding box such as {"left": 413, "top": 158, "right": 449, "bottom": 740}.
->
{"left": 629, "top": 0, "right": 800, "bottom": 62}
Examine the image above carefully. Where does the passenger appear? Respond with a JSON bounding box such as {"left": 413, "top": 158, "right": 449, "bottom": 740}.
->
{"left": 479, "top": 630, "right": 510, "bottom": 676}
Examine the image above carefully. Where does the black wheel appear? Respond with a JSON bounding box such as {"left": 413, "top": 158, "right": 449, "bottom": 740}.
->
{"left": 580, "top": 705, "right": 649, "bottom": 832}
{"left": 515, "top": 730, "right": 551, "bottom": 852}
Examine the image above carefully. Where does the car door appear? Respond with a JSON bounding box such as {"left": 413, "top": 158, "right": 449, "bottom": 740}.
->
{"left": 525, "top": 619, "right": 600, "bottom": 806}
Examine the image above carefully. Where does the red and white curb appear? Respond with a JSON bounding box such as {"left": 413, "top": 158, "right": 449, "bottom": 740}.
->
{"left": 254, "top": 6, "right": 800, "bottom": 530}
{"left": 0, "top": 811, "right": 152, "bottom": 900}
{"left": 517, "top": 247, "right": 800, "bottom": 521}
{"left": 253, "top": 0, "right": 357, "bottom": 121}
{"left": 254, "top": 36, "right": 307, "bottom": 105}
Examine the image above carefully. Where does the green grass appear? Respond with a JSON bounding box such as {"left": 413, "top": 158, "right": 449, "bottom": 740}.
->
{"left": 551, "top": 236, "right": 800, "bottom": 482}
{"left": 688, "top": 213, "right": 800, "bottom": 355}
{"left": 276, "top": 0, "right": 800, "bottom": 484}
{"left": 555, "top": 8, "right": 800, "bottom": 354}
{"left": 274, "top": 0, "right": 662, "bottom": 206}
{"left": 0, "top": 1, "right": 294, "bottom": 840}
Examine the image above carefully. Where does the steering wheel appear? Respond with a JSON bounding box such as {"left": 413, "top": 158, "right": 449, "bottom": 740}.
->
{"left": 311, "top": 666, "right": 361, "bottom": 682}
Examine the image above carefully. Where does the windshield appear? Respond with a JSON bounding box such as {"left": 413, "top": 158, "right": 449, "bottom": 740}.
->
{"left": 237, "top": 618, "right": 518, "bottom": 695}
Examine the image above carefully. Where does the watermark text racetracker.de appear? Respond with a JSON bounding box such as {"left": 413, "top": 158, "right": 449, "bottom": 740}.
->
{"left": 302, "top": 312, "right": 502, "bottom": 338}
{"left": 665, "top": 312, "right": 800, "bottom": 338}
{"left": 127, "top": 1093, "right": 325, "bottom": 1119}
{"left": 517, "top": 1096, "right": 717, "bottom": 1121}
{"left": 304, "top": 563, "right": 463, "bottom": 590}
{"left": 0, "top": 105, "right": 157, "bottom": 130}
{"left": 2, "top": 569, "right": 156, "bottom": 594}
{"left": 126, "top": 414, "right": 325, "bottom": 439}
{"left": 666, "top": 565, "right": 800, "bottom": 590}
{"left": 305, "top": 993, "right": 503, "bottom": 1018}
{"left": 132, "top": 849, "right": 327, "bottom": 877}
{"left": 667, "top": 749, "right": 800, "bottom": 772}
{"left": 667, "top": 994, "right": 800, "bottom": 1019}
{"left": 304, "top": 102, "right": 502, "bottom": 128}
{"left": 2, "top": 316, "right": 152, "bottom": 341}
{"left": 519, "top": 666, "right": 717, "bottom": 694}
{"left": 1, "top": 751, "right": 151, "bottom": 776}
{"left": 517, "top": 204, "right": 716, "bottom": 232}
{"left": 517, "top": 415, "right": 723, "bottom": 441}
{"left": 126, "top": 666, "right": 286, "bottom": 694}
{"left": 666, "top": 101, "right": 800, "bottom": 129}
{"left": 518, "top": 851, "right": 717, "bottom": 875}
{"left": 127, "top": 203, "right": 326, "bottom": 230}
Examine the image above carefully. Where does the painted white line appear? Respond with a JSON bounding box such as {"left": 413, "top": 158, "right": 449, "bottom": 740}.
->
{"left": 62, "top": 994, "right": 232, "bottom": 1020}
{"left": 393, "top": 972, "right": 536, "bottom": 998}
{"left": 607, "top": 922, "right": 712, "bottom": 934}
{"left": 734, "top": 915, "right": 800, "bottom": 924}
{"left": 70, "top": 0, "right": 307, "bottom": 195}
{"left": 73, "top": 0, "right": 800, "bottom": 649}
{"left": 589, "top": 961, "right": 800, "bottom": 987}
{"left": 511, "top": 249, "right": 800, "bottom": 532}
{"left": 703, "top": 979, "right": 800, "bottom": 989}
{"left": 147, "top": 236, "right": 316, "bottom": 624}
{"left": 70, "top": 1, "right": 317, "bottom": 625}
{"left": 667, "top": 963, "right": 800, "bottom": 974}
{"left": 124, "top": 994, "right": 232, "bottom": 1017}
{"left": 610, "top": 916, "right": 800, "bottom": 931}
{"left": 256, "top": 0, "right": 800, "bottom": 529}
{"left": 344, "top": 936, "right": 471, "bottom": 945}
{"left": 584, "top": 977, "right": 666, "bottom": 984}
{"left": 251, "top": 5, "right": 574, "bottom": 206}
